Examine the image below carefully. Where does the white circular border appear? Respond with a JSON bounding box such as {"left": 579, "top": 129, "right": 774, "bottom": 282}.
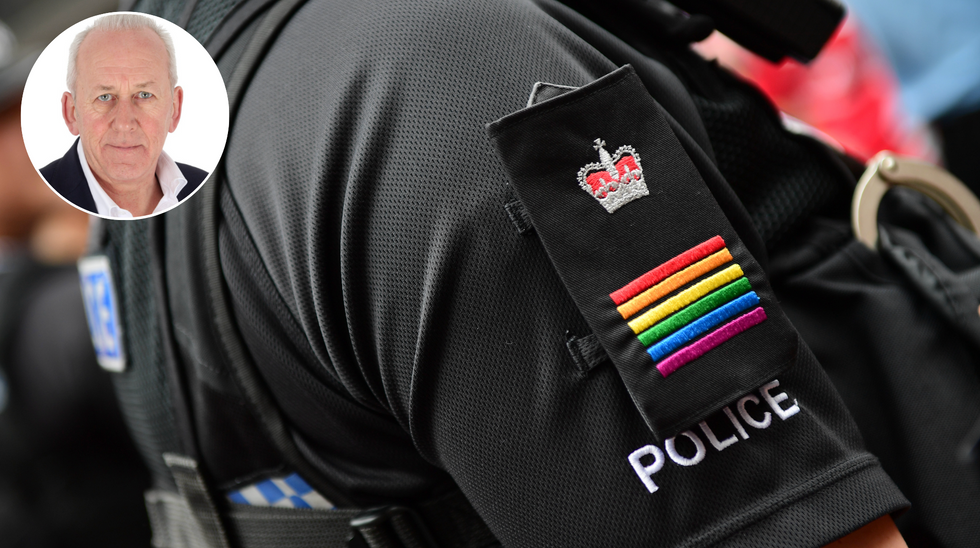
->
{"left": 20, "top": 11, "right": 229, "bottom": 220}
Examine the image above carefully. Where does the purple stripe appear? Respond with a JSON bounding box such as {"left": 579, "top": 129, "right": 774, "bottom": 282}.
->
{"left": 656, "top": 307, "right": 767, "bottom": 378}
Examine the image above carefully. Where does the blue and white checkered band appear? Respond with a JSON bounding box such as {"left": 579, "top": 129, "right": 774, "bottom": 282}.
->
{"left": 227, "top": 473, "right": 334, "bottom": 509}
{"left": 78, "top": 255, "right": 126, "bottom": 372}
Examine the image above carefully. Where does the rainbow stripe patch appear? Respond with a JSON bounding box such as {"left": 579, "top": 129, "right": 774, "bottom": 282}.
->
{"left": 610, "top": 236, "right": 767, "bottom": 378}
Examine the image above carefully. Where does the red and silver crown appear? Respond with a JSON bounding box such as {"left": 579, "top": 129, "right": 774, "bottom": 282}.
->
{"left": 577, "top": 138, "right": 648, "bottom": 213}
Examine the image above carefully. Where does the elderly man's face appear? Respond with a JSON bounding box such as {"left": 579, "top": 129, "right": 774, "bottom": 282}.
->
{"left": 62, "top": 27, "right": 182, "bottom": 189}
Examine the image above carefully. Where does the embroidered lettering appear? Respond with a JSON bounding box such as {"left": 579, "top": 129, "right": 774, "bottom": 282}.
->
{"left": 723, "top": 406, "right": 750, "bottom": 440}
{"left": 665, "top": 430, "right": 706, "bottom": 466}
{"left": 760, "top": 380, "right": 800, "bottom": 420}
{"left": 628, "top": 445, "right": 665, "bottom": 493}
{"left": 627, "top": 380, "right": 800, "bottom": 493}
{"left": 699, "top": 420, "right": 738, "bottom": 451}
{"left": 737, "top": 394, "right": 772, "bottom": 429}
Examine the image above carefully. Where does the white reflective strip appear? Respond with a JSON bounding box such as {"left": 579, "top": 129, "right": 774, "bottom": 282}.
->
{"left": 239, "top": 485, "right": 269, "bottom": 506}
{"left": 271, "top": 478, "right": 296, "bottom": 497}
{"left": 228, "top": 474, "right": 334, "bottom": 508}
{"left": 272, "top": 497, "right": 295, "bottom": 508}
{"left": 301, "top": 490, "right": 334, "bottom": 509}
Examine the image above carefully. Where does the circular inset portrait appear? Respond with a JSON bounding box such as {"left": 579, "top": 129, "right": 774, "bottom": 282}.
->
{"left": 20, "top": 12, "right": 228, "bottom": 220}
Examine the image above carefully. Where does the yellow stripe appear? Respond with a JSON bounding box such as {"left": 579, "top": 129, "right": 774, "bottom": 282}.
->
{"left": 627, "top": 264, "right": 744, "bottom": 334}
{"left": 617, "top": 249, "right": 733, "bottom": 319}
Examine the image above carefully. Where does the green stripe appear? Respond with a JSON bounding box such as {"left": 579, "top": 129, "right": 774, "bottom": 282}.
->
{"left": 637, "top": 277, "right": 752, "bottom": 346}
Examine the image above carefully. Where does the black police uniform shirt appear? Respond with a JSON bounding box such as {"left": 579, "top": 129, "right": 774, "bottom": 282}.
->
{"left": 120, "top": 0, "right": 909, "bottom": 546}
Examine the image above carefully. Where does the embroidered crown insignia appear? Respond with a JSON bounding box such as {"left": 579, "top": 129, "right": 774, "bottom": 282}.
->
{"left": 577, "top": 138, "right": 649, "bottom": 213}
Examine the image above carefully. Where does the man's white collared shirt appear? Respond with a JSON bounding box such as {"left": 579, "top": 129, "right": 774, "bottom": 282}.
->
{"left": 77, "top": 140, "right": 188, "bottom": 219}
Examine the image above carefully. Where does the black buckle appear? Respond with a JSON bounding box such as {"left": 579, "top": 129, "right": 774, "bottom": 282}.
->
{"left": 347, "top": 505, "right": 440, "bottom": 548}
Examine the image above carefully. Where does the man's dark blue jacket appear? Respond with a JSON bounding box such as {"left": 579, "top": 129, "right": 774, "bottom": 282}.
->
{"left": 40, "top": 139, "right": 208, "bottom": 215}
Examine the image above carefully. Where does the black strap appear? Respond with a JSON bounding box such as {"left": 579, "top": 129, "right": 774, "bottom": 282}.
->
{"left": 180, "top": 0, "right": 357, "bottom": 508}
{"left": 150, "top": 218, "right": 199, "bottom": 459}
{"left": 146, "top": 459, "right": 499, "bottom": 548}
{"left": 666, "top": 0, "right": 845, "bottom": 62}
{"left": 177, "top": 0, "right": 202, "bottom": 29}
{"left": 157, "top": 0, "right": 499, "bottom": 545}
{"left": 204, "top": 0, "right": 285, "bottom": 59}
{"left": 158, "top": 454, "right": 233, "bottom": 548}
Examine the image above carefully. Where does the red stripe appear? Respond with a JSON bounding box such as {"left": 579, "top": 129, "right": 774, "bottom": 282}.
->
{"left": 609, "top": 236, "right": 726, "bottom": 305}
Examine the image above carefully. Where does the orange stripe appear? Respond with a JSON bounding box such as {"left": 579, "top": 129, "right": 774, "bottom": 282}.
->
{"left": 610, "top": 236, "right": 725, "bottom": 305}
{"left": 617, "top": 249, "right": 733, "bottom": 319}
{"left": 628, "top": 264, "right": 744, "bottom": 334}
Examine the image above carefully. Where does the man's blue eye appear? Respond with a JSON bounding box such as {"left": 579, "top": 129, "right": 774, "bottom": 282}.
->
{"left": 98, "top": 94, "right": 111, "bottom": 101}
{"left": 138, "top": 91, "right": 153, "bottom": 99}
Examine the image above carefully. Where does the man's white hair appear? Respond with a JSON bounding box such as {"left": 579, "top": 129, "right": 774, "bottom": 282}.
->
{"left": 66, "top": 13, "right": 178, "bottom": 94}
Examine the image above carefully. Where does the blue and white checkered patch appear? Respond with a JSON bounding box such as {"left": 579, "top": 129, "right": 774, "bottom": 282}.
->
{"left": 227, "top": 473, "right": 334, "bottom": 509}
{"left": 78, "top": 255, "right": 126, "bottom": 372}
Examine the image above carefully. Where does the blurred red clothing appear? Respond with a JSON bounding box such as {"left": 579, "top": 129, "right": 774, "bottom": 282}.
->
{"left": 697, "top": 17, "right": 936, "bottom": 163}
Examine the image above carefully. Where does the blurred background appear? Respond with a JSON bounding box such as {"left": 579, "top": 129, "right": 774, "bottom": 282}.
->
{"left": 0, "top": 0, "right": 977, "bottom": 546}
{"left": 695, "top": 0, "right": 980, "bottom": 193}
{"left": 0, "top": 1, "right": 151, "bottom": 547}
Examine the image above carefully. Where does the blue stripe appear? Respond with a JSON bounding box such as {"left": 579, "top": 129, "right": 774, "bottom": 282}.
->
{"left": 228, "top": 491, "right": 249, "bottom": 505}
{"left": 289, "top": 495, "right": 312, "bottom": 509}
{"left": 255, "top": 479, "right": 285, "bottom": 503}
{"left": 647, "top": 292, "right": 760, "bottom": 361}
{"left": 283, "top": 473, "right": 313, "bottom": 495}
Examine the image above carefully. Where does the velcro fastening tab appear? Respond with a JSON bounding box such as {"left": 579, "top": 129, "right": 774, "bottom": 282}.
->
{"left": 487, "top": 65, "right": 797, "bottom": 441}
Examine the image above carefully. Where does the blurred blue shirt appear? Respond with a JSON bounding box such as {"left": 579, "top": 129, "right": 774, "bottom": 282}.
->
{"left": 846, "top": 0, "right": 980, "bottom": 120}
